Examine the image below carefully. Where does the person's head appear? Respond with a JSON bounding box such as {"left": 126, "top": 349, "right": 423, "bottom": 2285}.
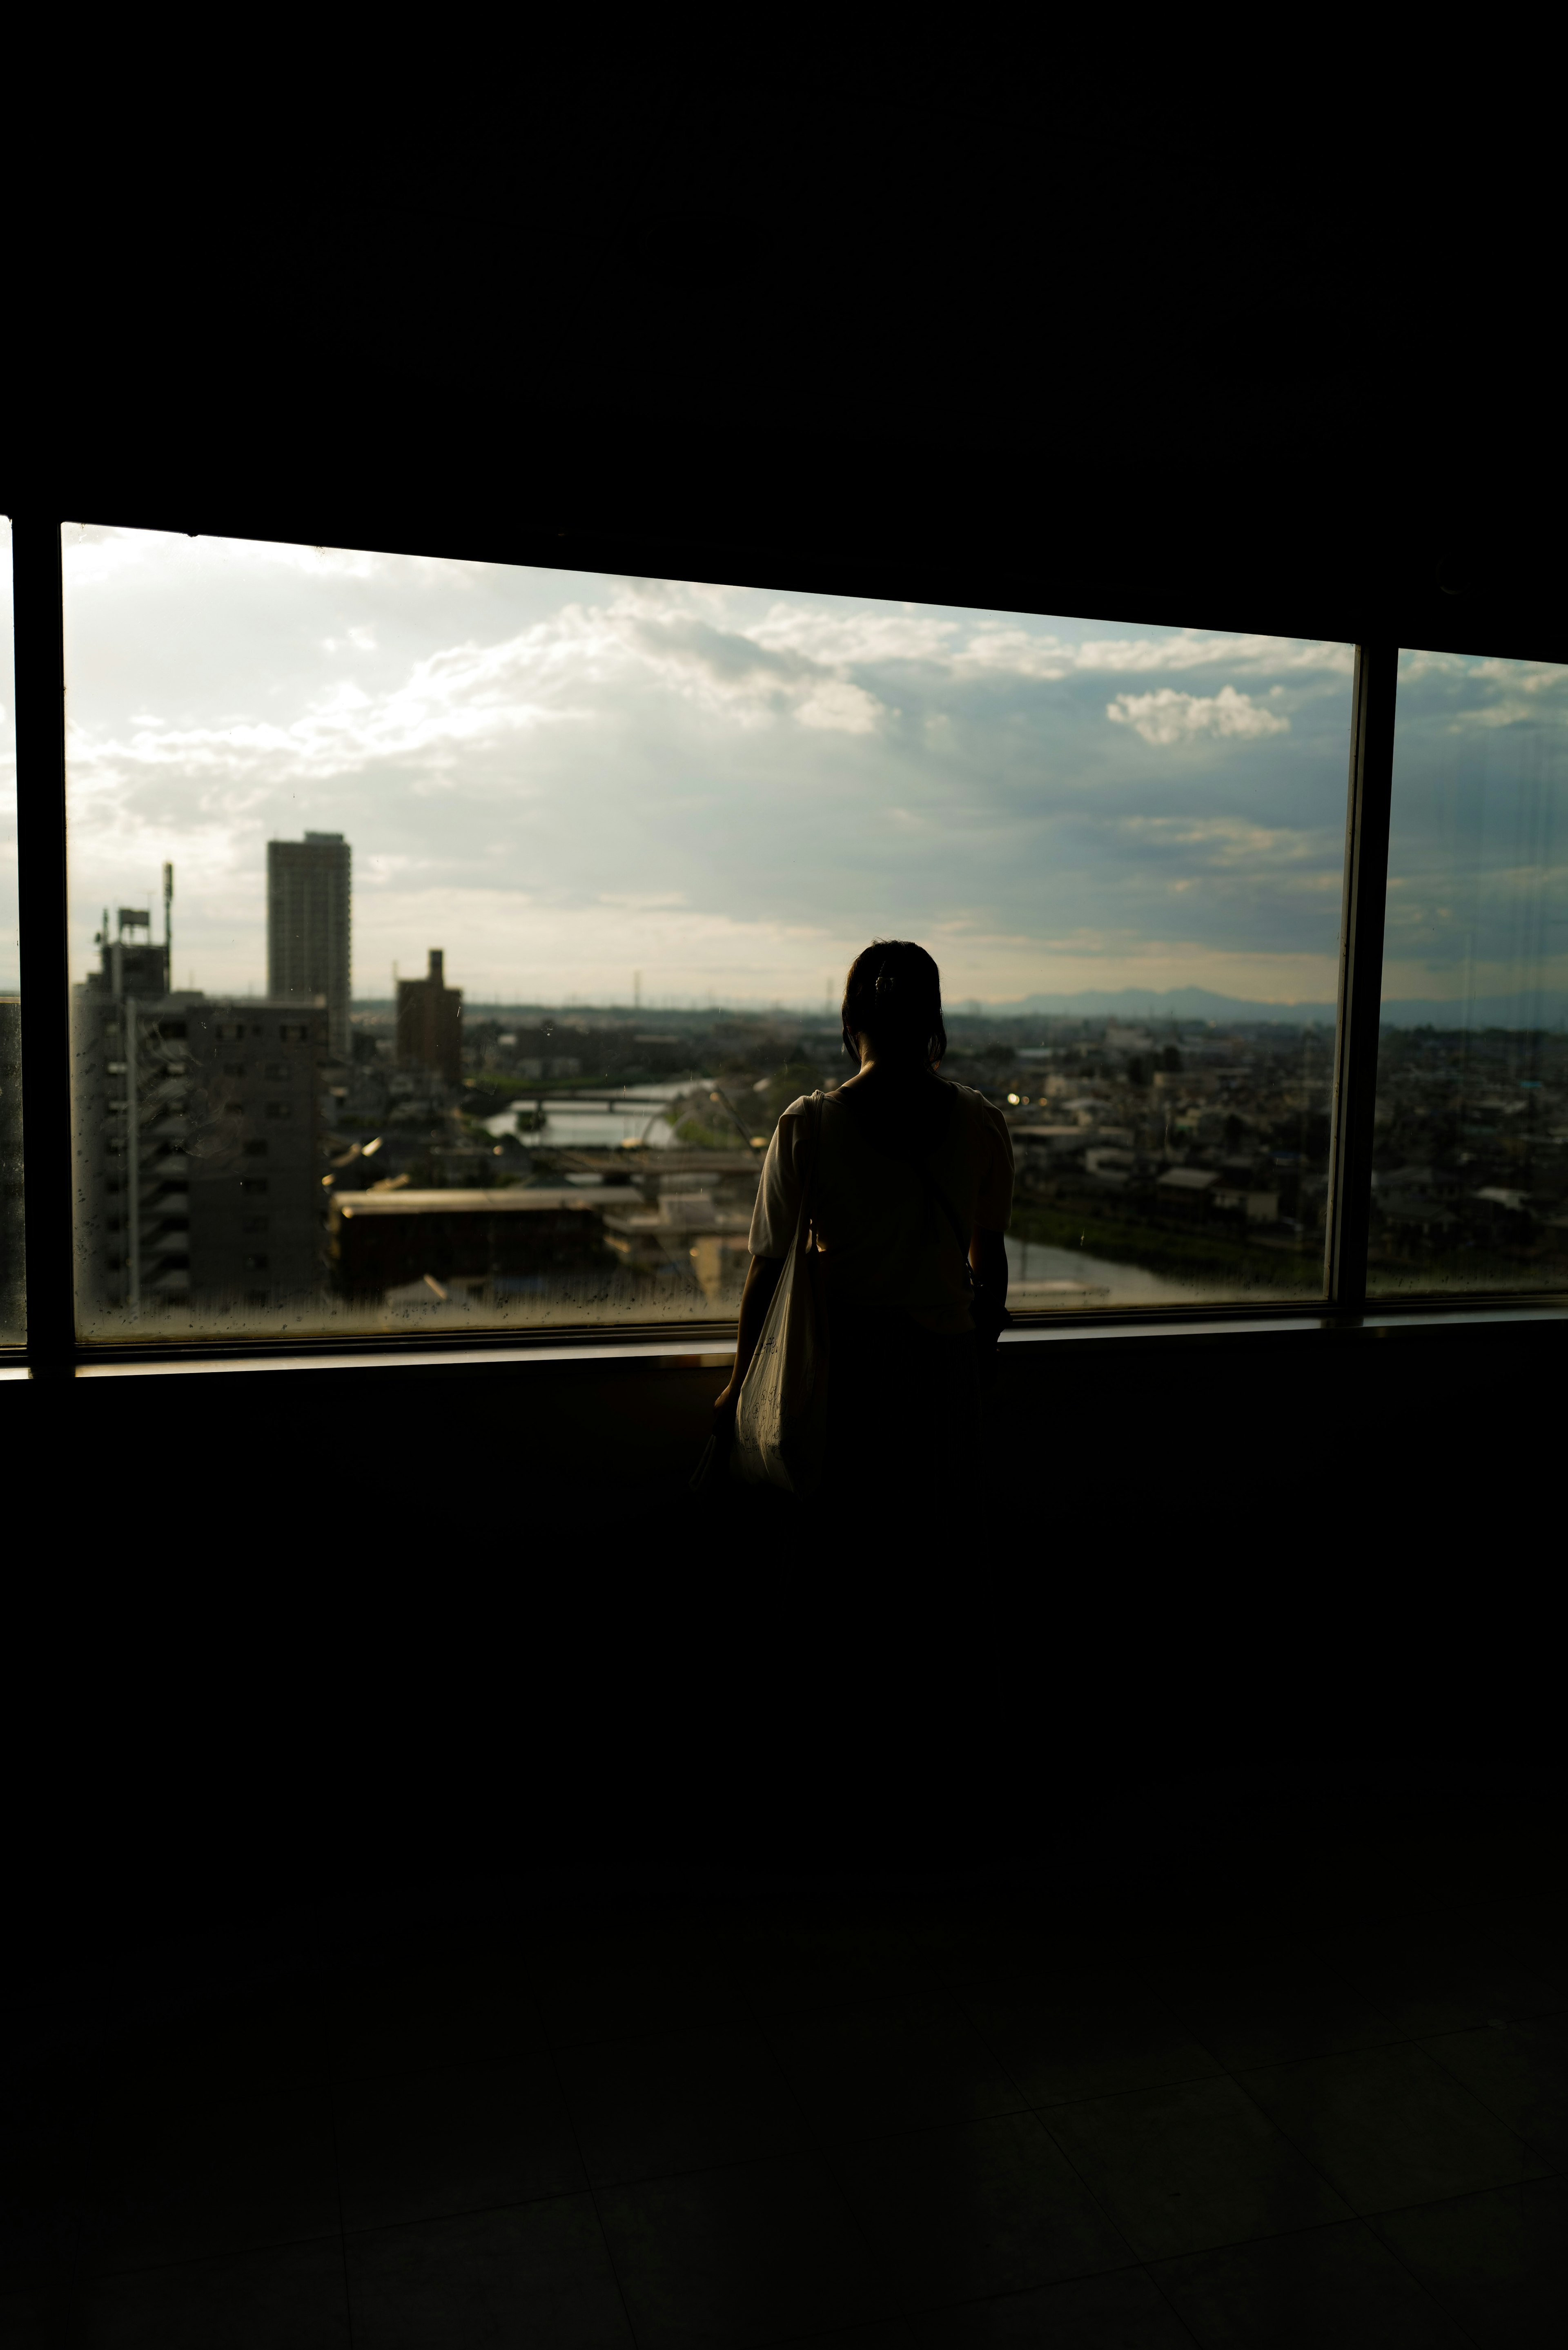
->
{"left": 840, "top": 939, "right": 947, "bottom": 1070}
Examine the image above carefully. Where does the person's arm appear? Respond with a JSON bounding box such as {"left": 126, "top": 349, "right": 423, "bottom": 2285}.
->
{"left": 713, "top": 1253, "right": 785, "bottom": 1421}
{"left": 970, "top": 1228, "right": 1009, "bottom": 1340}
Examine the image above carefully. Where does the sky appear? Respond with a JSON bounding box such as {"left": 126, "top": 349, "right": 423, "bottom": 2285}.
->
{"left": 1383, "top": 648, "right": 1568, "bottom": 1016}
{"left": 0, "top": 522, "right": 11, "bottom": 990}
{"left": 0, "top": 524, "right": 1555, "bottom": 1016}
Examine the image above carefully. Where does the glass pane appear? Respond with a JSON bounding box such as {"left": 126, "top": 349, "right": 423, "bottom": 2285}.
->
{"left": 62, "top": 527, "right": 1353, "bottom": 1342}
{"left": 1372, "top": 647, "right": 1568, "bottom": 1296}
{"left": 0, "top": 519, "right": 20, "bottom": 1344}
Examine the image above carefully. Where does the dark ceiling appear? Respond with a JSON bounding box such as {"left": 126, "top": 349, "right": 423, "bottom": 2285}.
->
{"left": 7, "top": 57, "right": 1560, "bottom": 653}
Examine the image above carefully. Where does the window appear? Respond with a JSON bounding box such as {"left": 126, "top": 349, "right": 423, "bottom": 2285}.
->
{"left": 54, "top": 524, "right": 1364, "bottom": 1342}
{"left": 1371, "top": 649, "right": 1568, "bottom": 1296}
{"left": 0, "top": 514, "right": 1540, "bottom": 1372}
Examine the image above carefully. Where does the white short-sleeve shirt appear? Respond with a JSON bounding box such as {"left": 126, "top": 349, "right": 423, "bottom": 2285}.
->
{"left": 748, "top": 1082, "right": 1013, "bottom": 1334}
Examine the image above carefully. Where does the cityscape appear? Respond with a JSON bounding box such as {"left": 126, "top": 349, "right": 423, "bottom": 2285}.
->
{"left": 4, "top": 531, "right": 1557, "bottom": 1343}
{"left": 59, "top": 829, "right": 1568, "bottom": 1341}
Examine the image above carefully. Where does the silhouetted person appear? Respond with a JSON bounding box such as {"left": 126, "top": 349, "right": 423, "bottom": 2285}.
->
{"left": 714, "top": 940, "right": 1013, "bottom": 1498}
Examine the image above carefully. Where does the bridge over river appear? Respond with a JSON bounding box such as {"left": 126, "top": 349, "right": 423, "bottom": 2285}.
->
{"left": 477, "top": 1079, "right": 772, "bottom": 1156}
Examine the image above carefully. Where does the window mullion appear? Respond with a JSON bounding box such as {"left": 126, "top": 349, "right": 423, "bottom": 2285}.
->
{"left": 1324, "top": 642, "right": 1398, "bottom": 1309}
{"left": 13, "top": 517, "right": 74, "bottom": 1374}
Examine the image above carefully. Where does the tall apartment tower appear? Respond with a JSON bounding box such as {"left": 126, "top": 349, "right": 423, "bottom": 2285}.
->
{"left": 268, "top": 832, "right": 350, "bottom": 1060}
{"left": 397, "top": 949, "right": 463, "bottom": 1086}
{"left": 73, "top": 921, "right": 329, "bottom": 1319}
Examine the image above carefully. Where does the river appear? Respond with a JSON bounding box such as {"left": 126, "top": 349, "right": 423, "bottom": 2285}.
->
{"left": 480, "top": 1093, "right": 1197, "bottom": 1305}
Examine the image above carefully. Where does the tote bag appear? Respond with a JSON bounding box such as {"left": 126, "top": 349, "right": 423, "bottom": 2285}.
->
{"left": 731, "top": 1094, "right": 829, "bottom": 1495}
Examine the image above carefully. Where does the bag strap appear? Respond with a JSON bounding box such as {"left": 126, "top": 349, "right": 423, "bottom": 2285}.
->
{"left": 789, "top": 1092, "right": 823, "bottom": 1250}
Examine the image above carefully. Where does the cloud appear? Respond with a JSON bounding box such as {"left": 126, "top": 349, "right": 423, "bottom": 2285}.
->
{"left": 64, "top": 586, "right": 900, "bottom": 797}
{"left": 1397, "top": 648, "right": 1568, "bottom": 733}
{"left": 794, "top": 680, "right": 883, "bottom": 734}
{"left": 46, "top": 530, "right": 1363, "bottom": 1004}
{"left": 958, "top": 631, "right": 1349, "bottom": 682}
{"left": 65, "top": 644, "right": 578, "bottom": 803}
{"left": 1106, "top": 687, "right": 1292, "bottom": 746}
{"left": 748, "top": 605, "right": 1351, "bottom": 682}
{"left": 1114, "top": 815, "right": 1331, "bottom": 868}
{"left": 58, "top": 542, "right": 1346, "bottom": 819}
{"left": 622, "top": 612, "right": 889, "bottom": 734}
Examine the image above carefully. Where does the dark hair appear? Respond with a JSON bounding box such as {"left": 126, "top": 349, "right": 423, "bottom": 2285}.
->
{"left": 841, "top": 939, "right": 947, "bottom": 1068}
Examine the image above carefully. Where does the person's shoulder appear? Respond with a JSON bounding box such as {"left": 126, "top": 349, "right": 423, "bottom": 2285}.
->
{"left": 947, "top": 1081, "right": 1011, "bottom": 1132}
{"left": 947, "top": 1086, "right": 1013, "bottom": 1160}
{"left": 771, "top": 1091, "right": 827, "bottom": 1151}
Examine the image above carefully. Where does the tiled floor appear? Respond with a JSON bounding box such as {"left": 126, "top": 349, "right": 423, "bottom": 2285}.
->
{"left": 3, "top": 1796, "right": 1564, "bottom": 2348}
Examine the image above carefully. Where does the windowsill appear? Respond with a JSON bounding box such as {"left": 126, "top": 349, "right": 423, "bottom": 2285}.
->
{"left": 71, "top": 1331, "right": 740, "bottom": 1377}
{"left": 1003, "top": 1294, "right": 1568, "bottom": 1342}
{"left": 13, "top": 1287, "right": 1556, "bottom": 1376}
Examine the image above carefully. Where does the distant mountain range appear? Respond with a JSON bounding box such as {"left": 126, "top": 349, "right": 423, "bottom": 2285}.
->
{"left": 990, "top": 986, "right": 1335, "bottom": 1024}
{"left": 350, "top": 985, "right": 1568, "bottom": 1032}
{"left": 990, "top": 985, "right": 1568, "bottom": 1030}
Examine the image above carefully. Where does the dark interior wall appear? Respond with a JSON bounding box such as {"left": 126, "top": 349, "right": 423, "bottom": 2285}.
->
{"left": 47, "top": 1303, "right": 1563, "bottom": 1509}
{"left": 19, "top": 1312, "right": 1557, "bottom": 1981}
{"left": 7, "top": 60, "right": 1564, "bottom": 653}
{"left": 51, "top": 1304, "right": 1562, "bottom": 1497}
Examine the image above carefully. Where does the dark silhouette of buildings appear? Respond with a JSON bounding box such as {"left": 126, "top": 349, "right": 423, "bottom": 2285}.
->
{"left": 268, "top": 832, "right": 351, "bottom": 1060}
{"left": 397, "top": 948, "right": 463, "bottom": 1085}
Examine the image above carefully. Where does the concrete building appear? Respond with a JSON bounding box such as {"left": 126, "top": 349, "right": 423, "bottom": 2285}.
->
{"left": 73, "top": 945, "right": 329, "bottom": 1317}
{"left": 268, "top": 832, "right": 351, "bottom": 1060}
{"left": 330, "top": 1188, "right": 608, "bottom": 1299}
{"left": 1155, "top": 1166, "right": 1219, "bottom": 1217}
{"left": 397, "top": 949, "right": 463, "bottom": 1086}
{"left": 93, "top": 901, "right": 170, "bottom": 1001}
{"left": 183, "top": 999, "right": 330, "bottom": 1304}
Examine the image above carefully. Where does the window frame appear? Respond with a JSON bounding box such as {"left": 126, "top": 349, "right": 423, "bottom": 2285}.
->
{"left": 8, "top": 515, "right": 1567, "bottom": 1376}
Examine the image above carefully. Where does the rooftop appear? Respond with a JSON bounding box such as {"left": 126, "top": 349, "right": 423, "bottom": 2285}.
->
{"left": 335, "top": 1188, "right": 606, "bottom": 1216}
